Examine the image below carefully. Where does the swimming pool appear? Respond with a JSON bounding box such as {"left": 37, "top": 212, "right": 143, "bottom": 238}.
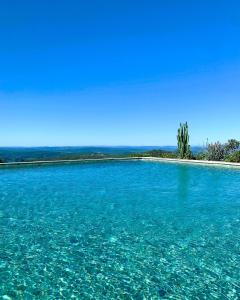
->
{"left": 0, "top": 161, "right": 239, "bottom": 299}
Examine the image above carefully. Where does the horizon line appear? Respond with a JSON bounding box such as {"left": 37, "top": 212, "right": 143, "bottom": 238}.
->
{"left": 0, "top": 145, "right": 203, "bottom": 148}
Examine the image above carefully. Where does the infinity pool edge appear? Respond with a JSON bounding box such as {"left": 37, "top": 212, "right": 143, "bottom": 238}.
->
{"left": 0, "top": 156, "right": 240, "bottom": 168}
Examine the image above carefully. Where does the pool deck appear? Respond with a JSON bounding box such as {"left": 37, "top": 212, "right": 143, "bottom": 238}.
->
{"left": 0, "top": 156, "right": 240, "bottom": 168}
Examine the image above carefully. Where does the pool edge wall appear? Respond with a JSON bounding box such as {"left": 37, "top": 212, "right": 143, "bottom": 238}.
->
{"left": 0, "top": 157, "right": 240, "bottom": 169}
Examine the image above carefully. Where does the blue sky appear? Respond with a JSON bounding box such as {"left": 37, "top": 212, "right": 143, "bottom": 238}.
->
{"left": 0, "top": 0, "right": 239, "bottom": 146}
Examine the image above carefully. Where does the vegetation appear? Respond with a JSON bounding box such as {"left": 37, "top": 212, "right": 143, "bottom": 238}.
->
{"left": 129, "top": 149, "right": 178, "bottom": 159}
{"left": 225, "top": 151, "right": 240, "bottom": 163}
{"left": 175, "top": 124, "right": 240, "bottom": 163}
{"left": 201, "top": 139, "right": 240, "bottom": 162}
{"left": 224, "top": 139, "right": 240, "bottom": 155}
{"left": 131, "top": 136, "right": 240, "bottom": 163}
{"left": 205, "top": 142, "right": 225, "bottom": 161}
{"left": 194, "top": 152, "right": 206, "bottom": 160}
{"left": 177, "top": 122, "right": 191, "bottom": 159}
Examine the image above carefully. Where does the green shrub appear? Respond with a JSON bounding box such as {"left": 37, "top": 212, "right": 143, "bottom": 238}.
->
{"left": 194, "top": 152, "right": 206, "bottom": 160}
{"left": 224, "top": 151, "right": 240, "bottom": 163}
{"left": 206, "top": 142, "right": 224, "bottom": 161}
{"left": 145, "top": 150, "right": 178, "bottom": 158}
{"left": 224, "top": 139, "right": 240, "bottom": 155}
{"left": 130, "top": 150, "right": 178, "bottom": 158}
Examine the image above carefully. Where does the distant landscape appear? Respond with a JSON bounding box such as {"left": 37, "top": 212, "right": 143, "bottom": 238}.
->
{"left": 0, "top": 146, "right": 203, "bottom": 163}
{"left": 0, "top": 146, "right": 201, "bottom": 162}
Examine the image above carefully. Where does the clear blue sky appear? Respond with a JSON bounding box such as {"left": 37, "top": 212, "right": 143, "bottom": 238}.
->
{"left": 0, "top": 0, "right": 239, "bottom": 146}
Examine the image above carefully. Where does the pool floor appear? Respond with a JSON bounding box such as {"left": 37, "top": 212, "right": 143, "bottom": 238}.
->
{"left": 0, "top": 161, "right": 240, "bottom": 299}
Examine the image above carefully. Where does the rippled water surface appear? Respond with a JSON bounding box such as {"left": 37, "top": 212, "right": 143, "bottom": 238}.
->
{"left": 0, "top": 161, "right": 240, "bottom": 299}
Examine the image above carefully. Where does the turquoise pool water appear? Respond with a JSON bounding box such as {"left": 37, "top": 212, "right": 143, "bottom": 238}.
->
{"left": 0, "top": 161, "right": 239, "bottom": 299}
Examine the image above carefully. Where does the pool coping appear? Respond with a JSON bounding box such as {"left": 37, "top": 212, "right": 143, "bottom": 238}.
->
{"left": 142, "top": 157, "right": 240, "bottom": 168}
{"left": 0, "top": 156, "right": 240, "bottom": 168}
{"left": 0, "top": 157, "right": 142, "bottom": 167}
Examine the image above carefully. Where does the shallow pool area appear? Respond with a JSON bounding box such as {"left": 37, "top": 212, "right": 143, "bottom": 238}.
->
{"left": 0, "top": 161, "right": 240, "bottom": 299}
